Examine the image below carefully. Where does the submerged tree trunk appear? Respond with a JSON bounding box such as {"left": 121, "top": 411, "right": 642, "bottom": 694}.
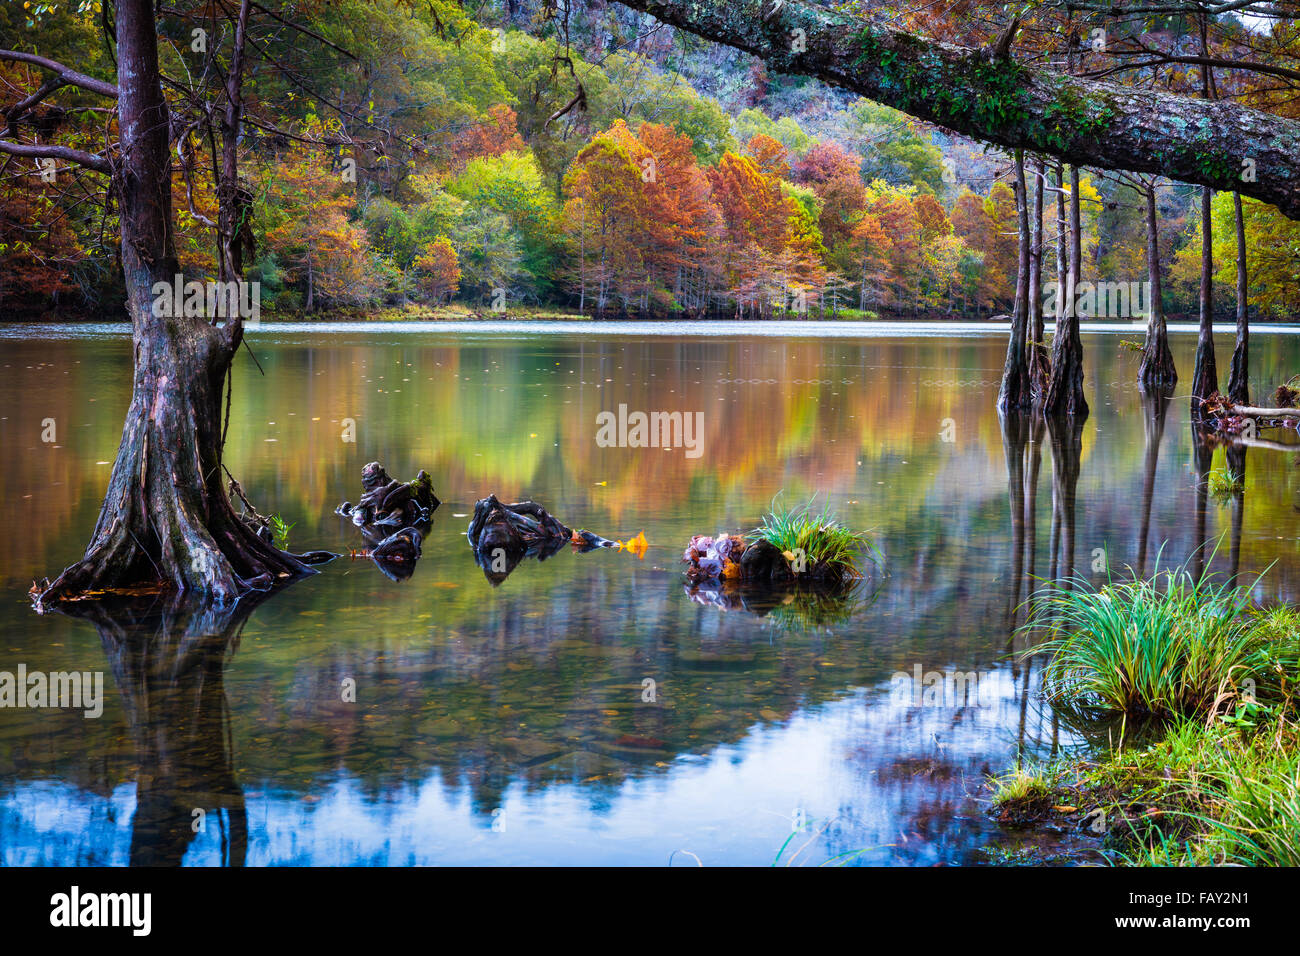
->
{"left": 1042, "top": 166, "right": 1087, "bottom": 419}
{"left": 1046, "top": 412, "right": 1083, "bottom": 589}
{"left": 1190, "top": 426, "right": 1215, "bottom": 583}
{"left": 1191, "top": 185, "right": 1218, "bottom": 405}
{"left": 1138, "top": 182, "right": 1176, "bottom": 392}
{"left": 1228, "top": 192, "right": 1250, "bottom": 404}
{"left": 998, "top": 150, "right": 1032, "bottom": 413}
{"left": 76, "top": 593, "right": 261, "bottom": 865}
{"left": 1001, "top": 410, "right": 1029, "bottom": 651}
{"left": 35, "top": 0, "right": 312, "bottom": 610}
{"left": 1226, "top": 442, "right": 1246, "bottom": 590}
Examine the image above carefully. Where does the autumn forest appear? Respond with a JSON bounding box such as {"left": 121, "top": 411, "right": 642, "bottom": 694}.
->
{"left": 4, "top": 0, "right": 1298, "bottom": 322}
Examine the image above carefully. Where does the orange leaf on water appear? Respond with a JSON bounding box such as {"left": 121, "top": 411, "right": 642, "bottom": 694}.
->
{"left": 625, "top": 531, "right": 648, "bottom": 559}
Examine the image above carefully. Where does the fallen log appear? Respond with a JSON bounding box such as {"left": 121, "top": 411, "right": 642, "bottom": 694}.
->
{"left": 1228, "top": 404, "right": 1300, "bottom": 419}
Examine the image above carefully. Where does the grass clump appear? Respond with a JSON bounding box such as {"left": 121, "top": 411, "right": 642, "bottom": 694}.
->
{"left": 747, "top": 495, "right": 880, "bottom": 583}
{"left": 1005, "top": 708, "right": 1300, "bottom": 866}
{"left": 991, "top": 567, "right": 1300, "bottom": 865}
{"left": 1031, "top": 562, "right": 1296, "bottom": 722}
{"left": 1207, "top": 467, "right": 1244, "bottom": 503}
{"left": 989, "top": 767, "right": 1062, "bottom": 826}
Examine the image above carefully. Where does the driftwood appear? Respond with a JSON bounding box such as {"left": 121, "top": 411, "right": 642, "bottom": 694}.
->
{"left": 1228, "top": 404, "right": 1300, "bottom": 419}
{"left": 1197, "top": 390, "right": 1300, "bottom": 438}
{"left": 336, "top": 461, "right": 440, "bottom": 528}
{"left": 466, "top": 495, "right": 617, "bottom": 585}
{"left": 1232, "top": 436, "right": 1300, "bottom": 453}
{"left": 336, "top": 462, "right": 439, "bottom": 580}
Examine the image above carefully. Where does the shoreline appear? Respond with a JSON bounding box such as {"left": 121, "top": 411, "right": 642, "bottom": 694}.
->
{"left": 6, "top": 316, "right": 1300, "bottom": 340}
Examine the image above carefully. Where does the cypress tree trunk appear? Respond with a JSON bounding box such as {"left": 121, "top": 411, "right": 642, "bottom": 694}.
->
{"left": 216, "top": 0, "right": 253, "bottom": 282}
{"left": 1043, "top": 166, "right": 1087, "bottom": 418}
{"left": 1227, "top": 192, "right": 1250, "bottom": 404}
{"left": 35, "top": 0, "right": 312, "bottom": 610}
{"left": 1027, "top": 158, "right": 1049, "bottom": 400}
{"left": 998, "top": 150, "right": 1033, "bottom": 413}
{"left": 1192, "top": 16, "right": 1218, "bottom": 406}
{"left": 1191, "top": 185, "right": 1218, "bottom": 404}
{"left": 1055, "top": 161, "right": 1066, "bottom": 320}
{"left": 1138, "top": 182, "right": 1176, "bottom": 392}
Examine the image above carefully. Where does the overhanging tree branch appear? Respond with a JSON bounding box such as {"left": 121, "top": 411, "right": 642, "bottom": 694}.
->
{"left": 0, "top": 49, "right": 120, "bottom": 99}
{"left": 0, "top": 139, "right": 112, "bottom": 173}
{"left": 614, "top": 0, "right": 1300, "bottom": 219}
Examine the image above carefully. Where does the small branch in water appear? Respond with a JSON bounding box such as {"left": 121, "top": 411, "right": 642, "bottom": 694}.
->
{"left": 1227, "top": 404, "right": 1300, "bottom": 419}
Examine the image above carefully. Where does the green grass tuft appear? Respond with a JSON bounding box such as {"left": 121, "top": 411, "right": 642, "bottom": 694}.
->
{"left": 748, "top": 495, "right": 880, "bottom": 582}
{"left": 1029, "top": 560, "right": 1297, "bottom": 722}
{"left": 1207, "top": 467, "right": 1244, "bottom": 503}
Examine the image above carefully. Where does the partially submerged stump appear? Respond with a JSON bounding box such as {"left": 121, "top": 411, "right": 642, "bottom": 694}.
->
{"left": 682, "top": 533, "right": 862, "bottom": 585}
{"left": 336, "top": 462, "right": 439, "bottom": 580}
{"left": 336, "top": 462, "right": 440, "bottom": 528}
{"left": 466, "top": 495, "right": 617, "bottom": 585}
{"left": 683, "top": 578, "right": 871, "bottom": 630}
{"left": 368, "top": 527, "right": 423, "bottom": 582}
{"left": 682, "top": 534, "right": 878, "bottom": 629}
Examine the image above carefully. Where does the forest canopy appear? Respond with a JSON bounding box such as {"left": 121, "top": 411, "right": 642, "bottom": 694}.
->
{"left": 3, "top": 0, "right": 1298, "bottom": 320}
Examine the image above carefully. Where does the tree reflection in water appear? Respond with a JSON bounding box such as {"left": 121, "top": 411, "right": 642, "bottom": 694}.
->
{"left": 58, "top": 592, "right": 273, "bottom": 866}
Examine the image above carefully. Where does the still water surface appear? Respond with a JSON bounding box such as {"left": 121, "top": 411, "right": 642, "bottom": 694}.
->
{"left": 2, "top": 322, "right": 1299, "bottom": 865}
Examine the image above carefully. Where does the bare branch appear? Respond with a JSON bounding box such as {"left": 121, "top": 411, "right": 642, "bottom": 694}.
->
{"left": 0, "top": 49, "right": 119, "bottom": 99}
{"left": 0, "top": 139, "right": 112, "bottom": 174}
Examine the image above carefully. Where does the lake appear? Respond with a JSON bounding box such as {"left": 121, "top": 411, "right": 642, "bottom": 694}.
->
{"left": 2, "top": 320, "right": 1298, "bottom": 866}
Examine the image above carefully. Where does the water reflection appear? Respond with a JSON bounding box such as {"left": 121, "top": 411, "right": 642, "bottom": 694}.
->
{"left": 1137, "top": 392, "right": 1171, "bottom": 578}
{"left": 66, "top": 594, "right": 264, "bottom": 866}
{"left": 3, "top": 325, "right": 1300, "bottom": 865}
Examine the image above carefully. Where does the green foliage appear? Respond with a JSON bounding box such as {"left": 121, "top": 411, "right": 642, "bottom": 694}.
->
{"left": 446, "top": 151, "right": 560, "bottom": 298}
{"left": 268, "top": 514, "right": 294, "bottom": 551}
{"left": 732, "top": 108, "right": 810, "bottom": 159}
{"left": 748, "top": 495, "right": 880, "bottom": 581}
{"left": 1031, "top": 560, "right": 1298, "bottom": 721}
{"left": 1038, "top": 79, "right": 1118, "bottom": 152}
{"left": 839, "top": 99, "right": 945, "bottom": 191}
{"left": 854, "top": 30, "right": 1028, "bottom": 136}
{"left": 1207, "top": 467, "right": 1244, "bottom": 503}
